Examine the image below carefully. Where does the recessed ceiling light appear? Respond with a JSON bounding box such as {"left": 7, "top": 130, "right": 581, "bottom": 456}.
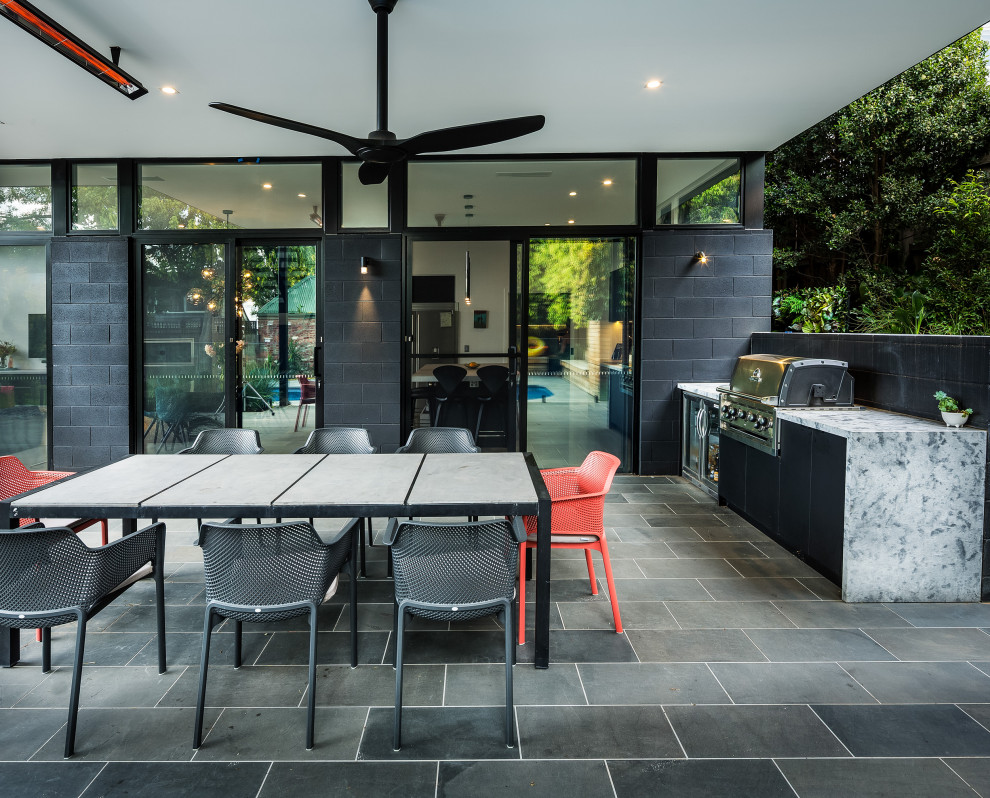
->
{"left": 297, "top": 193, "right": 306, "bottom": 197}
{"left": 568, "top": 191, "right": 577, "bottom": 196}
{"left": 567, "top": 219, "right": 575, "bottom": 224}
{"left": 262, "top": 183, "right": 272, "bottom": 189}
{"left": 177, "top": 223, "right": 185, "bottom": 229}
{"left": 602, "top": 179, "right": 613, "bottom": 186}
{"left": 645, "top": 79, "right": 662, "bottom": 89}
{"left": 545, "top": 223, "right": 551, "bottom": 226}
{"left": 160, "top": 86, "right": 178, "bottom": 95}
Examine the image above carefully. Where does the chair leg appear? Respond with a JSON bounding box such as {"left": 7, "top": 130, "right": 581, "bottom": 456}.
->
{"left": 391, "top": 600, "right": 399, "bottom": 669}
{"left": 64, "top": 615, "right": 87, "bottom": 758}
{"left": 502, "top": 602, "right": 514, "bottom": 748}
{"left": 517, "top": 542, "right": 527, "bottom": 646}
{"left": 598, "top": 538, "right": 623, "bottom": 634}
{"left": 155, "top": 563, "right": 167, "bottom": 674}
{"left": 585, "top": 549, "right": 599, "bottom": 595}
{"left": 359, "top": 518, "right": 367, "bottom": 578}
{"left": 349, "top": 550, "right": 359, "bottom": 669}
{"left": 233, "top": 620, "right": 242, "bottom": 668}
{"left": 294, "top": 402, "right": 304, "bottom": 432}
{"left": 306, "top": 603, "right": 318, "bottom": 750}
{"left": 393, "top": 604, "right": 406, "bottom": 751}
{"left": 99, "top": 520, "right": 108, "bottom": 546}
{"left": 510, "top": 599, "right": 517, "bottom": 666}
{"left": 193, "top": 607, "right": 215, "bottom": 749}
{"left": 41, "top": 627, "right": 51, "bottom": 673}
{"left": 366, "top": 518, "right": 375, "bottom": 547}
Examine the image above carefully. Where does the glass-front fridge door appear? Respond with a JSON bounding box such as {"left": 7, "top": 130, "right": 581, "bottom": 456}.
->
{"left": 682, "top": 394, "right": 703, "bottom": 479}
{"left": 701, "top": 399, "right": 720, "bottom": 488}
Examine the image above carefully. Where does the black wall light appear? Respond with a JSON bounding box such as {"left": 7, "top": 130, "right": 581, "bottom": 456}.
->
{"left": 464, "top": 251, "right": 471, "bottom": 306}
{"left": 694, "top": 251, "right": 709, "bottom": 265}
{"left": 360, "top": 256, "right": 373, "bottom": 275}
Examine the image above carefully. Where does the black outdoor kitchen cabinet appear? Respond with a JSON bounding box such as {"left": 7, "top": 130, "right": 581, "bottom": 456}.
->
{"left": 720, "top": 420, "right": 846, "bottom": 583}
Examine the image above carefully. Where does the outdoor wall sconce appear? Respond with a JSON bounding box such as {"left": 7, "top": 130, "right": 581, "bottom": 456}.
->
{"left": 360, "top": 256, "right": 374, "bottom": 275}
{"left": 464, "top": 250, "right": 472, "bottom": 306}
{"left": 694, "top": 251, "right": 709, "bottom": 265}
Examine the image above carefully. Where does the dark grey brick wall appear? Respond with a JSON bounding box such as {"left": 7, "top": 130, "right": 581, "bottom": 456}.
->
{"left": 639, "top": 228, "right": 773, "bottom": 474}
{"left": 322, "top": 235, "right": 402, "bottom": 450}
{"left": 50, "top": 237, "right": 130, "bottom": 469}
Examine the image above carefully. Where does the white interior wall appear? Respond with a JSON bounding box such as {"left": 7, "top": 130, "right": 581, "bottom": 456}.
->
{"left": 412, "top": 240, "right": 510, "bottom": 356}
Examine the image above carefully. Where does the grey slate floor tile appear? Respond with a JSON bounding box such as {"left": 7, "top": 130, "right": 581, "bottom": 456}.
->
{"left": 516, "top": 705, "right": 683, "bottom": 759}
{"left": 262, "top": 762, "right": 438, "bottom": 798}
{"left": 943, "top": 757, "right": 990, "bottom": 798}
{"left": 0, "top": 762, "right": 105, "bottom": 798}
{"left": 438, "top": 760, "right": 615, "bottom": 798}
{"left": 771, "top": 600, "right": 913, "bottom": 629}
{"left": 812, "top": 704, "right": 990, "bottom": 757}
{"left": 665, "top": 600, "right": 796, "bottom": 629}
{"left": 709, "top": 662, "right": 878, "bottom": 704}
{"left": 360, "top": 706, "right": 521, "bottom": 760}
{"left": 84, "top": 762, "right": 270, "bottom": 798}
{"left": 777, "top": 758, "right": 978, "bottom": 798}
{"left": 664, "top": 704, "right": 851, "bottom": 758}
{"left": 608, "top": 758, "right": 795, "bottom": 798}
{"left": 841, "top": 661, "right": 990, "bottom": 703}
{"left": 863, "top": 627, "right": 990, "bottom": 661}
{"left": 578, "top": 662, "right": 731, "bottom": 705}
{"left": 626, "top": 629, "right": 769, "bottom": 663}
{"left": 742, "top": 628, "right": 897, "bottom": 661}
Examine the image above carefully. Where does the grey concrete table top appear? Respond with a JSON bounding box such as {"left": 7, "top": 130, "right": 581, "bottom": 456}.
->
{"left": 8, "top": 454, "right": 228, "bottom": 518}
{"left": 407, "top": 452, "right": 539, "bottom": 513}
{"left": 274, "top": 453, "right": 423, "bottom": 509}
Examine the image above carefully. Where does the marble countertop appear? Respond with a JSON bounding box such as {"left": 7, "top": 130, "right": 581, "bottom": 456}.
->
{"left": 777, "top": 406, "right": 986, "bottom": 438}
{"left": 677, "top": 382, "right": 725, "bottom": 401}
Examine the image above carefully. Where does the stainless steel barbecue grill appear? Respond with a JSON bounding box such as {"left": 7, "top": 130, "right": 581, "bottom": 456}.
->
{"left": 717, "top": 354, "right": 855, "bottom": 455}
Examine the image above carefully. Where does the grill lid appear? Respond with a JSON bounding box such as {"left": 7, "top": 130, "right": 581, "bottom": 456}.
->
{"left": 729, "top": 354, "right": 854, "bottom": 407}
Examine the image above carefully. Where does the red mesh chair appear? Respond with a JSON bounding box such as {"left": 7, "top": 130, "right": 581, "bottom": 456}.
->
{"left": 0, "top": 456, "right": 108, "bottom": 543}
{"left": 294, "top": 376, "right": 318, "bottom": 432}
{"left": 517, "top": 451, "right": 622, "bottom": 644}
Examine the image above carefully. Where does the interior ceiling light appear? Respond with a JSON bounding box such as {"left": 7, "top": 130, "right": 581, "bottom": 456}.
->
{"left": 602, "top": 179, "right": 613, "bottom": 186}
{"left": 160, "top": 86, "right": 178, "bottom": 95}
{"left": 645, "top": 79, "right": 662, "bottom": 89}
{"left": 0, "top": 0, "right": 148, "bottom": 99}
{"left": 568, "top": 191, "right": 577, "bottom": 196}
{"left": 567, "top": 219, "right": 575, "bottom": 224}
{"left": 297, "top": 193, "right": 306, "bottom": 198}
{"left": 262, "top": 183, "right": 272, "bottom": 189}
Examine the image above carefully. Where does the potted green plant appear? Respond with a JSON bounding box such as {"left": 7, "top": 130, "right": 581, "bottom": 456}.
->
{"left": 934, "top": 390, "right": 973, "bottom": 428}
{"left": 0, "top": 341, "right": 15, "bottom": 369}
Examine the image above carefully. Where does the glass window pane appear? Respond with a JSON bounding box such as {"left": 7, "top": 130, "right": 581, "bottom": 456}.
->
{"left": 72, "top": 163, "right": 118, "bottom": 230}
{"left": 141, "top": 243, "right": 225, "bottom": 453}
{"left": 0, "top": 165, "right": 52, "bottom": 232}
{"left": 0, "top": 245, "right": 48, "bottom": 467}
{"left": 656, "top": 157, "right": 741, "bottom": 225}
{"left": 138, "top": 163, "right": 322, "bottom": 230}
{"left": 341, "top": 162, "right": 388, "bottom": 228}
{"left": 408, "top": 160, "right": 636, "bottom": 227}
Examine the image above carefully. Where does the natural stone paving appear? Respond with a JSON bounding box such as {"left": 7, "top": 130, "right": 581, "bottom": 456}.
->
{"left": 4, "top": 475, "right": 990, "bottom": 797}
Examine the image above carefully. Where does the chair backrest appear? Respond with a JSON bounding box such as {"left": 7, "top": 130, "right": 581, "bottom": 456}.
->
{"left": 389, "top": 519, "right": 518, "bottom": 621}
{"left": 298, "top": 376, "right": 317, "bottom": 402}
{"left": 433, "top": 365, "right": 467, "bottom": 397}
{"left": 396, "top": 427, "right": 480, "bottom": 454}
{"left": 575, "top": 450, "right": 621, "bottom": 496}
{"left": 180, "top": 428, "right": 264, "bottom": 455}
{"left": 295, "top": 427, "right": 376, "bottom": 454}
{"left": 197, "top": 521, "right": 348, "bottom": 620}
{"left": 477, "top": 365, "right": 509, "bottom": 397}
{"left": 0, "top": 455, "right": 32, "bottom": 501}
{"left": 154, "top": 387, "right": 187, "bottom": 422}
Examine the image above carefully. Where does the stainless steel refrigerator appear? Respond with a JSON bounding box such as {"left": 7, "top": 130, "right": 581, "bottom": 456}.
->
{"left": 411, "top": 302, "right": 458, "bottom": 373}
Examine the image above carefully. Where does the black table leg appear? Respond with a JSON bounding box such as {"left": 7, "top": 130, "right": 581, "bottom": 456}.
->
{"left": 122, "top": 518, "right": 137, "bottom": 535}
{"left": 534, "top": 491, "right": 551, "bottom": 669}
{"left": 1, "top": 628, "right": 19, "bottom": 668}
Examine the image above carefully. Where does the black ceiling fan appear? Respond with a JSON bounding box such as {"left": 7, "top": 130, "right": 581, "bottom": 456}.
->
{"left": 210, "top": 0, "right": 545, "bottom": 185}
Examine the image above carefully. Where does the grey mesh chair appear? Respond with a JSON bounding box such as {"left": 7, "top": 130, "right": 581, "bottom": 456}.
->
{"left": 432, "top": 364, "right": 469, "bottom": 427}
{"left": 395, "top": 427, "right": 480, "bottom": 454}
{"left": 177, "top": 428, "right": 264, "bottom": 454}
{"left": 193, "top": 518, "right": 360, "bottom": 751}
{"left": 474, "top": 365, "right": 510, "bottom": 443}
{"left": 294, "top": 427, "right": 379, "bottom": 577}
{"left": 0, "top": 523, "right": 166, "bottom": 758}
{"left": 385, "top": 517, "right": 526, "bottom": 750}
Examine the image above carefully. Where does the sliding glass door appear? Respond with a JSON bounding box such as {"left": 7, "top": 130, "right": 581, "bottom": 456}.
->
{"left": 522, "top": 237, "right": 636, "bottom": 471}
{"left": 139, "top": 241, "right": 318, "bottom": 454}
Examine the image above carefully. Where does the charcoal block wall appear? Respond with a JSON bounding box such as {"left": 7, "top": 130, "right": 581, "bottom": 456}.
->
{"left": 753, "top": 332, "right": 990, "bottom": 599}
{"left": 638, "top": 228, "right": 773, "bottom": 474}
{"left": 322, "top": 235, "right": 402, "bottom": 450}
{"left": 50, "top": 237, "right": 130, "bottom": 469}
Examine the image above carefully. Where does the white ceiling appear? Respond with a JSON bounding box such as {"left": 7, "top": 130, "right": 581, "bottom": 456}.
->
{"left": 1, "top": 0, "right": 989, "bottom": 161}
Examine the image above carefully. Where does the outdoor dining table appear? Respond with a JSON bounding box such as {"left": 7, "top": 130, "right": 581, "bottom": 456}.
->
{"left": 0, "top": 451, "right": 552, "bottom": 669}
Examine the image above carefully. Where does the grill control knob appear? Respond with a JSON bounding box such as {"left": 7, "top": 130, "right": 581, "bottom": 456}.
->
{"left": 756, "top": 416, "right": 768, "bottom": 427}
{"left": 746, "top": 413, "right": 755, "bottom": 422}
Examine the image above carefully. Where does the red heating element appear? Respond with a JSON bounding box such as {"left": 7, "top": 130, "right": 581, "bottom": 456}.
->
{"left": 0, "top": 0, "right": 147, "bottom": 99}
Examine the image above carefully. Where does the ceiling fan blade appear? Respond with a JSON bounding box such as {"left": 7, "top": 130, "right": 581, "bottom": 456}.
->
{"left": 400, "top": 115, "right": 546, "bottom": 156}
{"left": 209, "top": 102, "right": 365, "bottom": 154}
{"left": 358, "top": 161, "right": 392, "bottom": 185}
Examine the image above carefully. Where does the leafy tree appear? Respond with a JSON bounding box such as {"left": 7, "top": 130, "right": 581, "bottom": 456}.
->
{"left": 766, "top": 30, "right": 990, "bottom": 297}
{"left": 0, "top": 186, "right": 52, "bottom": 231}
{"left": 680, "top": 173, "right": 740, "bottom": 224}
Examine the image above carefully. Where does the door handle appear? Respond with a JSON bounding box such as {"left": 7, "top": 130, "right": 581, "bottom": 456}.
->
{"left": 313, "top": 346, "right": 321, "bottom": 379}
{"left": 696, "top": 407, "right": 705, "bottom": 440}
{"left": 700, "top": 406, "right": 710, "bottom": 438}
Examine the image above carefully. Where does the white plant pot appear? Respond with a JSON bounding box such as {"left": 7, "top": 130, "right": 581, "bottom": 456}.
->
{"left": 941, "top": 411, "right": 970, "bottom": 428}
